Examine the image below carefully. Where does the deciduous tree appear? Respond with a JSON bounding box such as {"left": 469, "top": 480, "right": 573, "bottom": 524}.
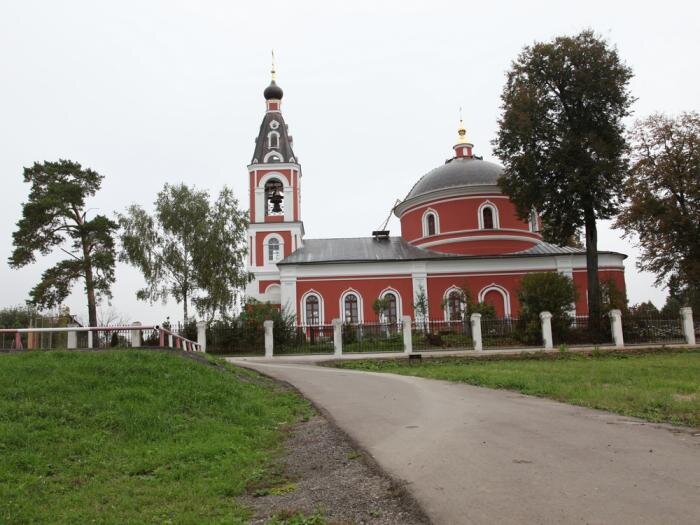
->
{"left": 9, "top": 160, "right": 117, "bottom": 329}
{"left": 119, "top": 183, "right": 249, "bottom": 322}
{"left": 493, "top": 30, "right": 634, "bottom": 330}
{"left": 615, "top": 112, "right": 700, "bottom": 300}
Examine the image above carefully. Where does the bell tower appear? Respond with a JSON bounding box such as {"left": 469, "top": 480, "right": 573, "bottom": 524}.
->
{"left": 245, "top": 57, "right": 304, "bottom": 305}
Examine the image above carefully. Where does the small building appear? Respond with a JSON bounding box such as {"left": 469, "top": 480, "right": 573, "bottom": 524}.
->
{"left": 244, "top": 71, "right": 626, "bottom": 324}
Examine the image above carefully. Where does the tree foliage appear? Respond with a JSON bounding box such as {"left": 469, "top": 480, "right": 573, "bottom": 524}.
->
{"left": 615, "top": 112, "right": 700, "bottom": 294}
{"left": 118, "top": 184, "right": 250, "bottom": 322}
{"left": 8, "top": 160, "right": 117, "bottom": 328}
{"left": 493, "top": 30, "right": 634, "bottom": 328}
{"left": 518, "top": 272, "right": 578, "bottom": 319}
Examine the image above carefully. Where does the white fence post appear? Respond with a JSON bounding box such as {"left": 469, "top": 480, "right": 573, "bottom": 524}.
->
{"left": 87, "top": 329, "right": 93, "bottom": 349}
{"left": 196, "top": 321, "right": 207, "bottom": 352}
{"left": 130, "top": 321, "right": 142, "bottom": 348}
{"left": 609, "top": 309, "right": 624, "bottom": 348}
{"left": 470, "top": 313, "right": 483, "bottom": 351}
{"left": 332, "top": 318, "right": 343, "bottom": 357}
{"left": 67, "top": 323, "right": 78, "bottom": 349}
{"left": 540, "top": 311, "right": 553, "bottom": 350}
{"left": 402, "top": 316, "right": 413, "bottom": 354}
{"left": 680, "top": 307, "right": 696, "bottom": 345}
{"left": 264, "top": 320, "right": 274, "bottom": 358}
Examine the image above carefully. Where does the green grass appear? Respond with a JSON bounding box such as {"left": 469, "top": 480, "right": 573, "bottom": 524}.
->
{"left": 336, "top": 349, "right": 700, "bottom": 427}
{"left": 0, "top": 350, "right": 310, "bottom": 524}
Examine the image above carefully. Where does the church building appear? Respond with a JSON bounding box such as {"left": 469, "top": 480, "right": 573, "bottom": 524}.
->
{"left": 244, "top": 69, "right": 627, "bottom": 325}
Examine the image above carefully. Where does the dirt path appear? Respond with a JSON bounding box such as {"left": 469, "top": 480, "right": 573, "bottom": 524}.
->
{"left": 243, "top": 413, "right": 429, "bottom": 524}
{"left": 233, "top": 360, "right": 700, "bottom": 525}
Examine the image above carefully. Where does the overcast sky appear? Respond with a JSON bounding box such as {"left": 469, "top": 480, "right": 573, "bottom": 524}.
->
{"left": 1, "top": 0, "right": 697, "bottom": 324}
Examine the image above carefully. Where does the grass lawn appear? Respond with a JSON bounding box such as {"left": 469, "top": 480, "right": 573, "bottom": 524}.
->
{"left": 0, "top": 350, "right": 310, "bottom": 524}
{"left": 336, "top": 349, "right": 700, "bottom": 427}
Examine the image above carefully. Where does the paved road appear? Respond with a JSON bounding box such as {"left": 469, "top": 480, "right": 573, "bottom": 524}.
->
{"left": 233, "top": 360, "right": 700, "bottom": 525}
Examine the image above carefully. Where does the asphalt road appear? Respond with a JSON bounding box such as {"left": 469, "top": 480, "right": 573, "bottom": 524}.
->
{"left": 233, "top": 360, "right": 700, "bottom": 525}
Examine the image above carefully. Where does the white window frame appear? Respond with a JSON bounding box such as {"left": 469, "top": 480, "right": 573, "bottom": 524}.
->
{"left": 443, "top": 286, "right": 467, "bottom": 321}
{"left": 340, "top": 289, "right": 364, "bottom": 324}
{"left": 301, "top": 290, "right": 324, "bottom": 326}
{"left": 379, "top": 288, "right": 402, "bottom": 324}
{"left": 478, "top": 201, "right": 500, "bottom": 230}
{"left": 477, "top": 284, "right": 511, "bottom": 317}
{"left": 268, "top": 130, "right": 280, "bottom": 149}
{"left": 421, "top": 208, "right": 440, "bottom": 237}
{"left": 264, "top": 233, "right": 284, "bottom": 263}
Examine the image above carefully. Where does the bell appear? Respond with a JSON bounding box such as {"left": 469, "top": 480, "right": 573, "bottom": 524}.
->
{"left": 269, "top": 191, "right": 283, "bottom": 213}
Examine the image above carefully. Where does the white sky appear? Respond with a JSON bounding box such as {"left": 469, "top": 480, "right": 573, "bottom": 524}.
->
{"left": 1, "top": 0, "right": 697, "bottom": 324}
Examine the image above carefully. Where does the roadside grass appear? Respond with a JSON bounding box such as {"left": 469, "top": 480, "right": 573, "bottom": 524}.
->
{"left": 0, "top": 350, "right": 310, "bottom": 524}
{"left": 335, "top": 349, "right": 700, "bottom": 427}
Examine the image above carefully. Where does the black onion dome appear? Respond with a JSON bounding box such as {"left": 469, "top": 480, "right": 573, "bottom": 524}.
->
{"left": 405, "top": 157, "right": 503, "bottom": 201}
{"left": 264, "top": 80, "right": 283, "bottom": 100}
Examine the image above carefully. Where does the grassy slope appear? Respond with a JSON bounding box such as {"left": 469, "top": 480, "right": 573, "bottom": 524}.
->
{"left": 337, "top": 350, "right": 700, "bottom": 427}
{"left": 0, "top": 350, "right": 309, "bottom": 524}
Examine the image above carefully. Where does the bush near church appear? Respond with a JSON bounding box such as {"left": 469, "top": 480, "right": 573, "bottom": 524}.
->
{"left": 517, "top": 272, "right": 578, "bottom": 343}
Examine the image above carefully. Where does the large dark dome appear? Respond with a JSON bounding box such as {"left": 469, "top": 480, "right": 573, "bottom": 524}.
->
{"left": 264, "top": 80, "right": 283, "bottom": 100}
{"left": 405, "top": 157, "right": 503, "bottom": 201}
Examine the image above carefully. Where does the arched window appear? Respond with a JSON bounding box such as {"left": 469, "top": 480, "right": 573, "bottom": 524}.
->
{"left": 344, "top": 294, "right": 359, "bottom": 324}
{"left": 426, "top": 214, "right": 436, "bottom": 236}
{"left": 383, "top": 292, "right": 398, "bottom": 324}
{"left": 305, "top": 295, "right": 320, "bottom": 326}
{"left": 268, "top": 131, "right": 280, "bottom": 149}
{"left": 482, "top": 207, "right": 494, "bottom": 229}
{"left": 422, "top": 209, "right": 439, "bottom": 237}
{"left": 447, "top": 290, "right": 464, "bottom": 321}
{"left": 264, "top": 178, "right": 284, "bottom": 215}
{"left": 267, "top": 237, "right": 281, "bottom": 262}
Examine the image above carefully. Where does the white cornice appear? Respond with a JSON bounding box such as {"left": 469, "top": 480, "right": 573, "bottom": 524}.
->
{"left": 418, "top": 234, "right": 539, "bottom": 248}
{"left": 247, "top": 162, "right": 301, "bottom": 171}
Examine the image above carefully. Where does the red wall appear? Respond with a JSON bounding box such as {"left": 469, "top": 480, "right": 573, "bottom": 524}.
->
{"left": 255, "top": 230, "right": 293, "bottom": 264}
{"left": 296, "top": 275, "right": 414, "bottom": 323}
{"left": 399, "top": 195, "right": 542, "bottom": 256}
{"left": 291, "top": 267, "right": 627, "bottom": 323}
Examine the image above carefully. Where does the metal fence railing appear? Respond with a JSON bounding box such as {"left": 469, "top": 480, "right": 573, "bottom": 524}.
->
{"left": 275, "top": 325, "right": 335, "bottom": 355}
{"left": 481, "top": 317, "right": 540, "bottom": 348}
{"left": 412, "top": 320, "right": 472, "bottom": 351}
{"left": 342, "top": 323, "right": 404, "bottom": 353}
{"left": 622, "top": 316, "right": 685, "bottom": 345}
{"left": 552, "top": 316, "right": 613, "bottom": 347}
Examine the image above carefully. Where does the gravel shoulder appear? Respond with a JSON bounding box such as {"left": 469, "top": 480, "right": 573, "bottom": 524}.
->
{"left": 242, "top": 413, "right": 430, "bottom": 524}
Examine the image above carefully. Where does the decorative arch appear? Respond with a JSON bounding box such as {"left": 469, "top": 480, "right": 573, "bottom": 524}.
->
{"left": 267, "top": 130, "right": 280, "bottom": 149}
{"left": 477, "top": 284, "right": 511, "bottom": 317}
{"left": 263, "top": 150, "right": 283, "bottom": 163}
{"left": 263, "top": 233, "right": 284, "bottom": 263}
{"left": 477, "top": 201, "right": 500, "bottom": 230}
{"left": 443, "top": 285, "right": 467, "bottom": 321}
{"left": 300, "top": 290, "right": 324, "bottom": 326}
{"left": 264, "top": 283, "right": 281, "bottom": 304}
{"left": 421, "top": 208, "right": 440, "bottom": 237}
{"left": 258, "top": 171, "right": 290, "bottom": 188}
{"left": 339, "top": 288, "right": 364, "bottom": 324}
{"left": 379, "top": 287, "right": 402, "bottom": 323}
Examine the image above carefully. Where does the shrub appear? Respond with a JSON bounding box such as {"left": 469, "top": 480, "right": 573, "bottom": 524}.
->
{"left": 518, "top": 272, "right": 577, "bottom": 342}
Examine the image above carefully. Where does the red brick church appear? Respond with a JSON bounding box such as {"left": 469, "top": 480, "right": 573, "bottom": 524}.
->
{"left": 244, "top": 70, "right": 627, "bottom": 325}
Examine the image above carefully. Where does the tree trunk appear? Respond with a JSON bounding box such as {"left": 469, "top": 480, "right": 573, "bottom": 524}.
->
{"left": 584, "top": 206, "right": 601, "bottom": 333}
{"left": 183, "top": 289, "right": 188, "bottom": 326}
{"left": 82, "top": 238, "right": 98, "bottom": 347}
